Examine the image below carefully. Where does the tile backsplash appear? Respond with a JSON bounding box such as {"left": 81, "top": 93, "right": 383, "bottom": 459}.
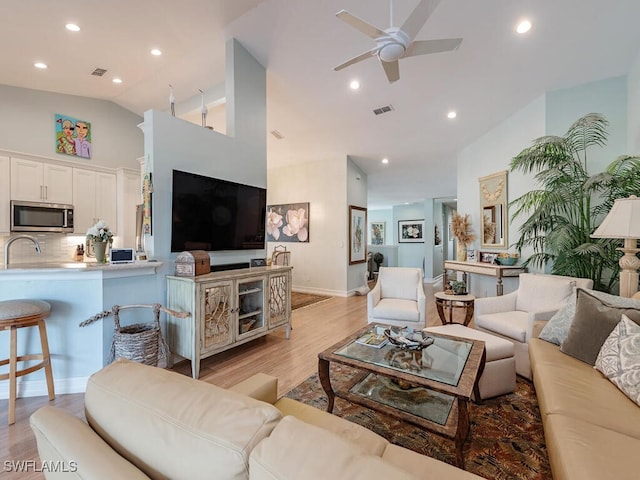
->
{"left": 0, "top": 233, "right": 89, "bottom": 265}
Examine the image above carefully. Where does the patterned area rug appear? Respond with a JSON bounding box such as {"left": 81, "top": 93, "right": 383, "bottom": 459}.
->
{"left": 291, "top": 292, "right": 333, "bottom": 310}
{"left": 285, "top": 363, "right": 551, "bottom": 480}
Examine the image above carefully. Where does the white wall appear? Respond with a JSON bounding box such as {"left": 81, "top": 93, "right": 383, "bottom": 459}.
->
{"left": 627, "top": 50, "right": 640, "bottom": 153}
{"left": 546, "top": 75, "right": 628, "bottom": 173}
{"left": 144, "top": 39, "right": 267, "bottom": 270}
{"left": 457, "top": 95, "right": 546, "bottom": 296}
{"left": 0, "top": 85, "right": 142, "bottom": 169}
{"left": 268, "top": 157, "right": 347, "bottom": 295}
{"left": 347, "top": 158, "right": 368, "bottom": 293}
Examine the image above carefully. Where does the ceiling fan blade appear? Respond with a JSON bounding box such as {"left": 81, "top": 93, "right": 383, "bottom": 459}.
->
{"left": 336, "top": 10, "right": 386, "bottom": 39}
{"left": 334, "top": 49, "right": 377, "bottom": 71}
{"left": 405, "top": 38, "right": 462, "bottom": 57}
{"left": 381, "top": 60, "right": 400, "bottom": 83}
{"left": 401, "top": 0, "right": 441, "bottom": 41}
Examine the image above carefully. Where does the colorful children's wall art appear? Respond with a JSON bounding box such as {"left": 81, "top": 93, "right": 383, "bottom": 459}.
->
{"left": 55, "top": 114, "right": 92, "bottom": 158}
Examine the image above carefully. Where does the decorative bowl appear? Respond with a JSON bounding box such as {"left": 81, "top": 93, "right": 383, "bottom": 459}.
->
{"left": 384, "top": 327, "right": 435, "bottom": 351}
{"left": 496, "top": 256, "right": 517, "bottom": 266}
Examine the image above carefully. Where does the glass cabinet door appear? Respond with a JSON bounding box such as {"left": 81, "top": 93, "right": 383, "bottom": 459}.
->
{"left": 201, "top": 281, "right": 233, "bottom": 352}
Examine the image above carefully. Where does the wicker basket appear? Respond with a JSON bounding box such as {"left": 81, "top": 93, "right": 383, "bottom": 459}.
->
{"left": 80, "top": 304, "right": 176, "bottom": 367}
{"left": 110, "top": 304, "right": 168, "bottom": 366}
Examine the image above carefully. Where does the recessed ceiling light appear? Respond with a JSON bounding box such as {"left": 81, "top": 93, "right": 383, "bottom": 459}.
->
{"left": 65, "top": 23, "right": 80, "bottom": 32}
{"left": 447, "top": 111, "right": 457, "bottom": 119}
{"left": 516, "top": 20, "right": 532, "bottom": 34}
{"left": 150, "top": 49, "right": 162, "bottom": 56}
{"left": 350, "top": 80, "right": 360, "bottom": 90}
{"left": 382, "top": 158, "right": 389, "bottom": 164}
{"left": 34, "top": 62, "right": 47, "bottom": 69}
{"left": 112, "top": 78, "right": 123, "bottom": 84}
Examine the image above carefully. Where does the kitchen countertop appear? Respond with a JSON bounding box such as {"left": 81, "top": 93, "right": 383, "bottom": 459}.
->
{"left": 0, "top": 260, "right": 164, "bottom": 276}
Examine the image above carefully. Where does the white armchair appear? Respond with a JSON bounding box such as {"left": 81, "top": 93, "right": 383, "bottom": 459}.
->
{"left": 367, "top": 267, "right": 426, "bottom": 329}
{"left": 474, "top": 273, "right": 593, "bottom": 379}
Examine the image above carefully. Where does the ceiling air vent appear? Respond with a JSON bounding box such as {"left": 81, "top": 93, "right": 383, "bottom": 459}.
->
{"left": 91, "top": 68, "right": 107, "bottom": 77}
{"left": 373, "top": 104, "right": 394, "bottom": 116}
{"left": 270, "top": 130, "right": 284, "bottom": 140}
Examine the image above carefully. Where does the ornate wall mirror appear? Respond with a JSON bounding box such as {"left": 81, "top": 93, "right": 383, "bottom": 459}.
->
{"left": 479, "top": 170, "right": 508, "bottom": 248}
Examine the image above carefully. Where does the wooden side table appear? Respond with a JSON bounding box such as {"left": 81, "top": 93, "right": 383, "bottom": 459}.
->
{"left": 434, "top": 292, "right": 475, "bottom": 326}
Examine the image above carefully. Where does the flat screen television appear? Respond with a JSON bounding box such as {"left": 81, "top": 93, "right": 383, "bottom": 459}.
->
{"left": 171, "top": 169, "right": 266, "bottom": 252}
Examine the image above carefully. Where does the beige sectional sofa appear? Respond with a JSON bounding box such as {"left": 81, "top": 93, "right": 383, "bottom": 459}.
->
{"left": 529, "top": 337, "right": 640, "bottom": 480}
{"left": 30, "top": 358, "right": 483, "bottom": 480}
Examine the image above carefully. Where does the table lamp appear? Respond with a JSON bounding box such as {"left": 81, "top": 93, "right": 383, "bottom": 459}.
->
{"left": 591, "top": 195, "right": 640, "bottom": 297}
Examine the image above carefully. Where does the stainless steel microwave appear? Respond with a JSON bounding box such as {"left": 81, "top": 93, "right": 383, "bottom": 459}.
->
{"left": 10, "top": 200, "right": 74, "bottom": 233}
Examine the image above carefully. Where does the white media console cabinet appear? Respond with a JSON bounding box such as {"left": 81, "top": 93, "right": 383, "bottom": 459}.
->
{"left": 166, "top": 265, "right": 292, "bottom": 378}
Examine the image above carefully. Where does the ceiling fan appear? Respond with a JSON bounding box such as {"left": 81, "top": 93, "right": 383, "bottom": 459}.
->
{"left": 333, "top": 0, "right": 462, "bottom": 83}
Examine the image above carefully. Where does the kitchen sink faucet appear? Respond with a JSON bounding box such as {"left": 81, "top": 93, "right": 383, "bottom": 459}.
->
{"left": 4, "top": 235, "right": 42, "bottom": 267}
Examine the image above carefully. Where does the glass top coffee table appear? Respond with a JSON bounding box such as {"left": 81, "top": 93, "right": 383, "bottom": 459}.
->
{"left": 317, "top": 323, "right": 486, "bottom": 468}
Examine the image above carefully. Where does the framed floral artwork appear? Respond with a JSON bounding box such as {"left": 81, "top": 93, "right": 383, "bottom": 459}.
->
{"left": 398, "top": 220, "right": 425, "bottom": 243}
{"left": 370, "top": 221, "right": 385, "bottom": 245}
{"left": 266, "top": 202, "right": 309, "bottom": 242}
{"left": 349, "top": 205, "right": 367, "bottom": 264}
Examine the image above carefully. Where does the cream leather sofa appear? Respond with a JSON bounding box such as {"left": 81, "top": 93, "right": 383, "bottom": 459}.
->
{"left": 529, "top": 338, "right": 640, "bottom": 480}
{"left": 30, "top": 359, "right": 483, "bottom": 480}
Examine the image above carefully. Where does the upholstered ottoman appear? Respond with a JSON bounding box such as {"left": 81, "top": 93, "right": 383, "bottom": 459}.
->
{"left": 424, "top": 324, "right": 516, "bottom": 400}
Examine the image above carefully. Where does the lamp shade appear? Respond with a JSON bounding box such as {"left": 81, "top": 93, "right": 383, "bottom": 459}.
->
{"left": 591, "top": 195, "right": 640, "bottom": 239}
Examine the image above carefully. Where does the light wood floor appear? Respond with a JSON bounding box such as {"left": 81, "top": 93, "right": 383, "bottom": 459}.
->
{"left": 1, "top": 283, "right": 463, "bottom": 479}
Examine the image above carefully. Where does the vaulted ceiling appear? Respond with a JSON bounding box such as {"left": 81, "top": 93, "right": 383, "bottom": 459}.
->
{"left": 3, "top": 0, "right": 640, "bottom": 208}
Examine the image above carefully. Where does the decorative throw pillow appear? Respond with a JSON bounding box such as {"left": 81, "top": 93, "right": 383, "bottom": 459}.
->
{"left": 595, "top": 314, "right": 640, "bottom": 407}
{"left": 539, "top": 288, "right": 640, "bottom": 345}
{"left": 539, "top": 287, "right": 578, "bottom": 345}
{"left": 560, "top": 289, "right": 640, "bottom": 365}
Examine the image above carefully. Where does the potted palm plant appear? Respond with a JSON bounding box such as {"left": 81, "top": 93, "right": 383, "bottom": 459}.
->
{"left": 509, "top": 113, "right": 640, "bottom": 292}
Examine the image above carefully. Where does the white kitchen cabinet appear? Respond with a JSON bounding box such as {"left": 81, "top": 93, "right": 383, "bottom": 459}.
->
{"left": 0, "top": 156, "right": 9, "bottom": 232}
{"left": 72, "top": 168, "right": 117, "bottom": 234}
{"left": 10, "top": 158, "right": 73, "bottom": 204}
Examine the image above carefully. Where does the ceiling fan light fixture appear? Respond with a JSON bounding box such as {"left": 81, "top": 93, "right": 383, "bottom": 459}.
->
{"left": 350, "top": 80, "right": 360, "bottom": 90}
{"left": 378, "top": 42, "right": 405, "bottom": 62}
{"left": 382, "top": 158, "right": 389, "bottom": 164}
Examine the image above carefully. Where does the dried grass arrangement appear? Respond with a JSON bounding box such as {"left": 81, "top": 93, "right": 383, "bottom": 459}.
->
{"left": 451, "top": 212, "right": 476, "bottom": 246}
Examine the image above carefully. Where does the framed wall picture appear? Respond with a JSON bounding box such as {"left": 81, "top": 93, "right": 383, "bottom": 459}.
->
{"left": 266, "top": 202, "right": 309, "bottom": 242}
{"left": 480, "top": 251, "right": 498, "bottom": 264}
{"left": 55, "top": 113, "right": 92, "bottom": 158}
{"left": 370, "top": 221, "right": 385, "bottom": 245}
{"left": 398, "top": 220, "right": 425, "bottom": 243}
{"left": 349, "top": 205, "right": 367, "bottom": 264}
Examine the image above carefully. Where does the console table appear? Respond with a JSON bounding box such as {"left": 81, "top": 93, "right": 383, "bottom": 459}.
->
{"left": 443, "top": 260, "right": 526, "bottom": 296}
{"left": 165, "top": 265, "right": 292, "bottom": 378}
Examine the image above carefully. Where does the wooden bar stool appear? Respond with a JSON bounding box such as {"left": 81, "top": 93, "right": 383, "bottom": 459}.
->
{"left": 0, "top": 299, "right": 54, "bottom": 425}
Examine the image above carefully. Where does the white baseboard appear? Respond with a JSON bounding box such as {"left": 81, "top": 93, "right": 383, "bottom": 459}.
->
{"left": 292, "top": 287, "right": 349, "bottom": 297}
{"left": 0, "top": 376, "right": 88, "bottom": 400}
